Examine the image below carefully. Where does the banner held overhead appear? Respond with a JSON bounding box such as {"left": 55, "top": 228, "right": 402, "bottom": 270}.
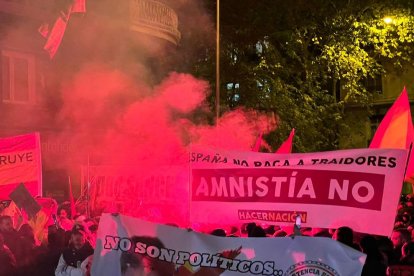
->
{"left": 92, "top": 213, "right": 366, "bottom": 276}
{"left": 190, "top": 147, "right": 407, "bottom": 236}
{"left": 0, "top": 133, "right": 42, "bottom": 199}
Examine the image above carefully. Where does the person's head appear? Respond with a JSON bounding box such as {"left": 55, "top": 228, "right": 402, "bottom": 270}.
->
{"left": 70, "top": 230, "right": 86, "bottom": 250}
{"left": 360, "top": 235, "right": 379, "bottom": 255}
{"left": 264, "top": 225, "right": 276, "bottom": 236}
{"left": 0, "top": 216, "right": 13, "bottom": 232}
{"left": 391, "top": 229, "right": 410, "bottom": 248}
{"left": 211, "top": 229, "right": 226, "bottom": 237}
{"left": 48, "top": 228, "right": 66, "bottom": 249}
{"left": 333, "top": 226, "right": 354, "bottom": 247}
{"left": 273, "top": 230, "right": 287, "bottom": 237}
{"left": 58, "top": 208, "right": 69, "bottom": 219}
{"left": 18, "top": 224, "right": 35, "bottom": 245}
{"left": 249, "top": 226, "right": 266, "bottom": 237}
{"left": 313, "top": 229, "right": 332, "bottom": 238}
{"left": 402, "top": 241, "right": 414, "bottom": 258}
{"left": 246, "top": 223, "right": 256, "bottom": 236}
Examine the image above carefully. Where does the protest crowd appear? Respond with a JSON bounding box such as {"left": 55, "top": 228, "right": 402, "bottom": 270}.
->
{"left": 0, "top": 192, "right": 412, "bottom": 276}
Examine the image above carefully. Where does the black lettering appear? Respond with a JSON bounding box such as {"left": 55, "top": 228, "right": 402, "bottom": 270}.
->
{"left": 378, "top": 156, "right": 387, "bottom": 167}
{"left": 263, "top": 261, "right": 274, "bottom": 275}
{"left": 7, "top": 155, "right": 16, "bottom": 164}
{"left": 254, "top": 161, "right": 262, "bottom": 167}
{"left": 367, "top": 156, "right": 377, "bottom": 166}
{"left": 355, "top": 156, "right": 366, "bottom": 165}
{"left": 388, "top": 157, "right": 397, "bottom": 168}
{"left": 344, "top": 158, "right": 354, "bottom": 164}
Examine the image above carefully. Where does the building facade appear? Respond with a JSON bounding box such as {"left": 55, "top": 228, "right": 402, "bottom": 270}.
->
{"left": 339, "top": 66, "right": 414, "bottom": 149}
{"left": 0, "top": 0, "right": 181, "bottom": 201}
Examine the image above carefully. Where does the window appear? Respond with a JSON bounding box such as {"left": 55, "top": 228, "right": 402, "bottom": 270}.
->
{"left": 226, "top": 82, "right": 240, "bottom": 105}
{"left": 1, "top": 50, "right": 36, "bottom": 104}
{"left": 364, "top": 75, "right": 383, "bottom": 94}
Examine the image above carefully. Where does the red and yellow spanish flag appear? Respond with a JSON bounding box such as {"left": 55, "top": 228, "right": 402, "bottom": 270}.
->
{"left": 369, "top": 87, "right": 414, "bottom": 181}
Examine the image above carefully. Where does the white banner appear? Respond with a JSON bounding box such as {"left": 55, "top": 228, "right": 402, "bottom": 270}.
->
{"left": 92, "top": 213, "right": 366, "bottom": 276}
{"left": 190, "top": 147, "right": 407, "bottom": 236}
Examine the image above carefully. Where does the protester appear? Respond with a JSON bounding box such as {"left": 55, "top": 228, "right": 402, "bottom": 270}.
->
{"left": 35, "top": 227, "right": 66, "bottom": 276}
{"left": 332, "top": 226, "right": 360, "bottom": 250}
{"left": 0, "top": 193, "right": 413, "bottom": 275}
{"left": 0, "top": 215, "right": 20, "bottom": 257}
{"left": 57, "top": 207, "right": 74, "bottom": 231}
{"left": 15, "top": 223, "right": 40, "bottom": 275}
{"left": 249, "top": 225, "right": 266, "bottom": 237}
{"left": 377, "top": 236, "right": 395, "bottom": 267}
{"left": 55, "top": 229, "right": 94, "bottom": 276}
{"left": 400, "top": 241, "right": 414, "bottom": 265}
{"left": 0, "top": 232, "right": 16, "bottom": 276}
{"left": 210, "top": 229, "right": 226, "bottom": 237}
{"left": 360, "top": 235, "right": 386, "bottom": 276}
{"left": 390, "top": 228, "right": 411, "bottom": 264}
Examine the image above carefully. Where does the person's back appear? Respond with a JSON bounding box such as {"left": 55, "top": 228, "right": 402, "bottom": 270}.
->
{"left": 0, "top": 233, "right": 16, "bottom": 276}
{"left": 0, "top": 248, "right": 16, "bottom": 276}
{"left": 360, "top": 235, "right": 386, "bottom": 276}
{"left": 399, "top": 241, "right": 414, "bottom": 265}
{"left": 0, "top": 215, "right": 19, "bottom": 257}
{"left": 35, "top": 228, "right": 66, "bottom": 276}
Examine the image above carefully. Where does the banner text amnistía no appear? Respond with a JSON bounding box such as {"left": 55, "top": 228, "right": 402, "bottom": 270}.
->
{"left": 92, "top": 213, "right": 366, "bottom": 276}
{"left": 190, "top": 147, "right": 407, "bottom": 236}
{"left": 0, "top": 133, "right": 42, "bottom": 199}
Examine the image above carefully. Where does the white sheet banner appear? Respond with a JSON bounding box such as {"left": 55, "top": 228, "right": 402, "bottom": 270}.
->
{"left": 190, "top": 148, "right": 407, "bottom": 236}
{"left": 92, "top": 213, "right": 366, "bottom": 276}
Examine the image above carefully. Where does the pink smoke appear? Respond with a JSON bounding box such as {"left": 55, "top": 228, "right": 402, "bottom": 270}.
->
{"left": 54, "top": 64, "right": 277, "bottom": 226}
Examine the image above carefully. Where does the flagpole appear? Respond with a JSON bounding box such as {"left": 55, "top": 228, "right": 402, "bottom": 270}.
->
{"left": 215, "top": 0, "right": 220, "bottom": 123}
{"left": 86, "top": 154, "right": 90, "bottom": 218}
{"left": 403, "top": 143, "right": 413, "bottom": 179}
{"left": 188, "top": 143, "right": 192, "bottom": 229}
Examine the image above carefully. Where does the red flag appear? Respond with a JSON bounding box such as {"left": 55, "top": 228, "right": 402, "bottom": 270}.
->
{"left": 369, "top": 87, "right": 414, "bottom": 180}
{"left": 43, "top": 7, "right": 72, "bottom": 58}
{"left": 68, "top": 176, "right": 76, "bottom": 219}
{"left": 72, "top": 0, "right": 86, "bottom": 13}
{"left": 276, "top": 128, "right": 295, "bottom": 154}
{"left": 252, "top": 132, "right": 263, "bottom": 152}
{"left": 40, "top": 0, "right": 86, "bottom": 58}
{"left": 38, "top": 23, "right": 49, "bottom": 38}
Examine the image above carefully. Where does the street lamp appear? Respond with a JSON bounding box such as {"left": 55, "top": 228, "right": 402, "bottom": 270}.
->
{"left": 383, "top": 16, "right": 394, "bottom": 24}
